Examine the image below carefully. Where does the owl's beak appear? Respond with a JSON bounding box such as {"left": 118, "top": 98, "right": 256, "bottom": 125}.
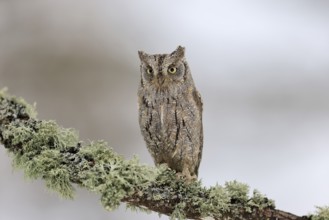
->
{"left": 156, "top": 72, "right": 165, "bottom": 86}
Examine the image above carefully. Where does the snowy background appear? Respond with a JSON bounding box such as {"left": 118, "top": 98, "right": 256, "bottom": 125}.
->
{"left": 1, "top": 1, "right": 329, "bottom": 219}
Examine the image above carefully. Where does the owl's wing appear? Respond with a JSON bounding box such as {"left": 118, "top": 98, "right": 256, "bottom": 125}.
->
{"left": 192, "top": 89, "right": 203, "bottom": 113}
{"left": 192, "top": 88, "right": 203, "bottom": 176}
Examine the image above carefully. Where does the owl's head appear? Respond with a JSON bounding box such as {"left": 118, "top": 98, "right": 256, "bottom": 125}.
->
{"left": 138, "top": 46, "right": 189, "bottom": 89}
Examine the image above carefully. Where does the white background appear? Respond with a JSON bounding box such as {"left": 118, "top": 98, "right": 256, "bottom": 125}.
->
{"left": 1, "top": 1, "right": 329, "bottom": 219}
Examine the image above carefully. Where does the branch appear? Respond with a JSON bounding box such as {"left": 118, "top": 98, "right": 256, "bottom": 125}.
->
{"left": 0, "top": 88, "right": 324, "bottom": 220}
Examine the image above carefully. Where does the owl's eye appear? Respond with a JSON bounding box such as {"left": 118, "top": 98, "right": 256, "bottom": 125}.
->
{"left": 168, "top": 66, "right": 177, "bottom": 74}
{"left": 146, "top": 67, "right": 153, "bottom": 75}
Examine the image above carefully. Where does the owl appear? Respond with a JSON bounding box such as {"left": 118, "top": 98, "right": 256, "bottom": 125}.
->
{"left": 137, "top": 46, "right": 203, "bottom": 181}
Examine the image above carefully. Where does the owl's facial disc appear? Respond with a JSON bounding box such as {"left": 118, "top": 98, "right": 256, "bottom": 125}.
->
{"left": 139, "top": 47, "right": 186, "bottom": 87}
{"left": 157, "top": 60, "right": 186, "bottom": 87}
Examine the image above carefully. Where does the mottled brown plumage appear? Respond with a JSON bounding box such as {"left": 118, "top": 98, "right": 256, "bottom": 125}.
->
{"left": 137, "top": 46, "right": 203, "bottom": 181}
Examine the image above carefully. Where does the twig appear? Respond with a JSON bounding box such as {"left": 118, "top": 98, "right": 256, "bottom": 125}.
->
{"left": 0, "top": 89, "right": 317, "bottom": 220}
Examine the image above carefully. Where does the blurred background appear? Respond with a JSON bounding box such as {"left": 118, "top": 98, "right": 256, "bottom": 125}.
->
{"left": 1, "top": 0, "right": 329, "bottom": 219}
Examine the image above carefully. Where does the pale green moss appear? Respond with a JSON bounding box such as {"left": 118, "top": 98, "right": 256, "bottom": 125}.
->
{"left": 2, "top": 119, "right": 78, "bottom": 198}
{"left": 0, "top": 87, "right": 37, "bottom": 119}
{"left": 126, "top": 203, "right": 153, "bottom": 215}
{"left": 45, "top": 164, "right": 73, "bottom": 198}
{"left": 312, "top": 206, "right": 329, "bottom": 220}
{"left": 171, "top": 202, "right": 187, "bottom": 220}
{"left": 15, "top": 97, "right": 37, "bottom": 119}
{"left": 0, "top": 87, "right": 8, "bottom": 97}
{"left": 2, "top": 89, "right": 319, "bottom": 220}
{"left": 200, "top": 184, "right": 230, "bottom": 217}
{"left": 247, "top": 189, "right": 275, "bottom": 211}
{"left": 225, "top": 180, "right": 249, "bottom": 203}
{"left": 77, "top": 141, "right": 162, "bottom": 210}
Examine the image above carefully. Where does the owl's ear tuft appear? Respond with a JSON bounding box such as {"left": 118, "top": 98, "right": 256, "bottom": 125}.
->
{"left": 138, "top": 50, "right": 149, "bottom": 62}
{"left": 171, "top": 46, "right": 185, "bottom": 59}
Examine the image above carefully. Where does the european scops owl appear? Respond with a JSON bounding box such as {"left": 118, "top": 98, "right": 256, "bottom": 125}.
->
{"left": 138, "top": 46, "right": 203, "bottom": 180}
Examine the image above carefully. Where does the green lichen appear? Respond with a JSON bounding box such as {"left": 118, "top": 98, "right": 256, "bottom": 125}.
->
{"left": 2, "top": 89, "right": 321, "bottom": 220}
{"left": 2, "top": 120, "right": 78, "bottom": 198}
{"left": 0, "top": 89, "right": 278, "bottom": 218}
{"left": 126, "top": 203, "right": 153, "bottom": 215}
{"left": 77, "top": 141, "right": 161, "bottom": 210}
{"left": 197, "top": 181, "right": 274, "bottom": 219}
{"left": 312, "top": 206, "right": 329, "bottom": 220}
{"left": 247, "top": 189, "right": 275, "bottom": 211}
{"left": 171, "top": 202, "right": 187, "bottom": 220}
{"left": 200, "top": 184, "right": 230, "bottom": 218}
{"left": 0, "top": 87, "right": 37, "bottom": 119}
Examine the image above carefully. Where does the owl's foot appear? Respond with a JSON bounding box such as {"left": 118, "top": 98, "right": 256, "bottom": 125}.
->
{"left": 176, "top": 167, "right": 197, "bottom": 183}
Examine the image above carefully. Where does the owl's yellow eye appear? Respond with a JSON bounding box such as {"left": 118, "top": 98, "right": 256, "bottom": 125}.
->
{"left": 168, "top": 66, "right": 177, "bottom": 74}
{"left": 146, "top": 67, "right": 153, "bottom": 74}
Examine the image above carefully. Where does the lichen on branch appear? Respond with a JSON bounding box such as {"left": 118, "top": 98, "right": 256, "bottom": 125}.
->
{"left": 0, "top": 88, "right": 324, "bottom": 220}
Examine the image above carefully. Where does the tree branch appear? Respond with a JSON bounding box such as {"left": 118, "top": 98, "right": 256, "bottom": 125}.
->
{"left": 0, "top": 89, "right": 324, "bottom": 220}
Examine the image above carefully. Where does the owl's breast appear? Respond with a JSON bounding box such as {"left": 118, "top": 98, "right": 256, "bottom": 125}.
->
{"left": 151, "top": 101, "right": 178, "bottom": 136}
{"left": 140, "top": 94, "right": 200, "bottom": 146}
{"left": 139, "top": 97, "right": 178, "bottom": 144}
